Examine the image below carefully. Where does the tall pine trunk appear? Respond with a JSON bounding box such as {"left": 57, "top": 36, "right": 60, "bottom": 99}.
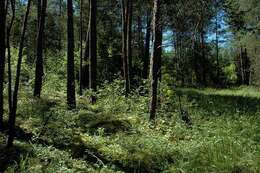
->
{"left": 126, "top": 0, "right": 132, "bottom": 80}
{"left": 7, "top": 0, "right": 16, "bottom": 126}
{"left": 7, "top": 0, "right": 32, "bottom": 147}
{"left": 149, "top": 0, "right": 162, "bottom": 120}
{"left": 143, "top": 11, "right": 151, "bottom": 79}
{"left": 67, "top": 0, "right": 76, "bottom": 109}
{"left": 89, "top": 0, "right": 97, "bottom": 103}
{"left": 34, "top": 0, "right": 47, "bottom": 97}
{"left": 121, "top": 0, "right": 130, "bottom": 95}
{"left": 79, "top": 0, "right": 83, "bottom": 96}
{"left": 0, "top": 0, "right": 6, "bottom": 129}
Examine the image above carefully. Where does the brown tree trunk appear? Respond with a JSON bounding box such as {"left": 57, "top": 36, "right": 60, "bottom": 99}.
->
{"left": 137, "top": 15, "right": 143, "bottom": 60}
{"left": 200, "top": 31, "right": 206, "bottom": 86}
{"left": 143, "top": 10, "right": 151, "bottom": 79}
{"left": 89, "top": 0, "right": 97, "bottom": 103}
{"left": 7, "top": 0, "right": 32, "bottom": 147}
{"left": 38, "top": 0, "right": 41, "bottom": 25}
{"left": 149, "top": 0, "right": 162, "bottom": 121}
{"left": 34, "top": 0, "right": 47, "bottom": 97}
{"left": 7, "top": 0, "right": 16, "bottom": 125}
{"left": 126, "top": 0, "right": 133, "bottom": 80}
{"left": 67, "top": 0, "right": 76, "bottom": 109}
{"left": 121, "top": 0, "right": 130, "bottom": 95}
{"left": 82, "top": 18, "right": 90, "bottom": 89}
{"left": 215, "top": 15, "right": 220, "bottom": 85}
{"left": 0, "top": 0, "right": 6, "bottom": 129}
{"left": 79, "top": 0, "right": 83, "bottom": 96}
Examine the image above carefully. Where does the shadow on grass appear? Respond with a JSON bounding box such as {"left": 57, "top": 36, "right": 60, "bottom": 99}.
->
{"left": 0, "top": 140, "right": 31, "bottom": 172}
{"left": 178, "top": 89, "right": 260, "bottom": 116}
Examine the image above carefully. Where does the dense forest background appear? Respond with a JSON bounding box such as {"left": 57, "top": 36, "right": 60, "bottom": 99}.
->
{"left": 0, "top": 0, "right": 260, "bottom": 172}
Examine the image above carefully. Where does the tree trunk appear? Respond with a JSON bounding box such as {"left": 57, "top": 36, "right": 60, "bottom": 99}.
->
{"left": 38, "top": 0, "right": 42, "bottom": 25}
{"left": 7, "top": 0, "right": 16, "bottom": 125}
{"left": 200, "top": 31, "right": 206, "bottom": 86}
{"left": 143, "top": 11, "right": 151, "bottom": 79}
{"left": 7, "top": 0, "right": 32, "bottom": 147}
{"left": 67, "top": 0, "right": 76, "bottom": 109}
{"left": 79, "top": 0, "right": 83, "bottom": 96}
{"left": 82, "top": 18, "right": 90, "bottom": 89}
{"left": 149, "top": 0, "right": 162, "bottom": 121}
{"left": 89, "top": 0, "right": 97, "bottom": 103}
{"left": 137, "top": 15, "right": 143, "bottom": 61}
{"left": 34, "top": 0, "right": 47, "bottom": 97}
{"left": 121, "top": 0, "right": 130, "bottom": 96}
{"left": 215, "top": 15, "right": 220, "bottom": 85}
{"left": 126, "top": 0, "right": 133, "bottom": 81}
{"left": 0, "top": 0, "right": 6, "bottom": 129}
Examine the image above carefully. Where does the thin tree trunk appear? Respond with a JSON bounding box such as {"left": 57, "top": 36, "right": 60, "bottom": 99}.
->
{"left": 149, "top": 0, "right": 162, "bottom": 121}
{"left": 240, "top": 46, "right": 244, "bottom": 84}
{"left": 7, "top": 0, "right": 16, "bottom": 123}
{"left": 200, "top": 31, "right": 206, "bottom": 85}
{"left": 79, "top": 0, "right": 83, "bottom": 96}
{"left": 67, "top": 0, "right": 76, "bottom": 109}
{"left": 215, "top": 15, "right": 220, "bottom": 84}
{"left": 7, "top": 0, "right": 32, "bottom": 147}
{"left": 60, "top": 0, "right": 62, "bottom": 16}
{"left": 143, "top": 10, "right": 151, "bottom": 79}
{"left": 89, "top": 0, "right": 97, "bottom": 103}
{"left": 38, "top": 0, "right": 42, "bottom": 25}
{"left": 121, "top": 0, "right": 130, "bottom": 95}
{"left": 0, "top": 0, "right": 6, "bottom": 129}
{"left": 126, "top": 0, "right": 132, "bottom": 80}
{"left": 34, "top": 0, "right": 47, "bottom": 97}
{"left": 137, "top": 15, "right": 143, "bottom": 60}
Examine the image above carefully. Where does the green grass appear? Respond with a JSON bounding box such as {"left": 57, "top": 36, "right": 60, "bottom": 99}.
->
{"left": 1, "top": 83, "right": 260, "bottom": 173}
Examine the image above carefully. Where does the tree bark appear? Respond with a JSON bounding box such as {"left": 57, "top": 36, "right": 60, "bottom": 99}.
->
{"left": 38, "top": 0, "right": 42, "bottom": 25}
{"left": 121, "top": 0, "right": 130, "bottom": 96}
{"left": 7, "top": 0, "right": 16, "bottom": 126}
{"left": 79, "top": 0, "right": 83, "bottom": 96}
{"left": 143, "top": 10, "right": 151, "bottom": 79}
{"left": 67, "top": 0, "right": 76, "bottom": 109}
{"left": 149, "top": 0, "right": 162, "bottom": 121}
{"left": 126, "top": 0, "right": 133, "bottom": 80}
{"left": 89, "top": 0, "right": 97, "bottom": 103}
{"left": 0, "top": 0, "right": 6, "bottom": 129}
{"left": 7, "top": 0, "right": 32, "bottom": 147}
{"left": 34, "top": 0, "right": 47, "bottom": 97}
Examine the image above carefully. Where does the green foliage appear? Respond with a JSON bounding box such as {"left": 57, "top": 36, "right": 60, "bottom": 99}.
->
{"left": 1, "top": 81, "right": 260, "bottom": 172}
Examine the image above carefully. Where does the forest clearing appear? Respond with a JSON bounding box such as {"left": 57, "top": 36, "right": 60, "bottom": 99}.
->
{"left": 0, "top": 0, "right": 260, "bottom": 172}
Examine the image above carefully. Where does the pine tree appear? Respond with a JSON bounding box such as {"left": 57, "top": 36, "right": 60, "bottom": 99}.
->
{"left": 67, "top": 0, "right": 76, "bottom": 109}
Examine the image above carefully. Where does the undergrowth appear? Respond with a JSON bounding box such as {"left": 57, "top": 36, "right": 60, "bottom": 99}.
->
{"left": 0, "top": 81, "right": 260, "bottom": 173}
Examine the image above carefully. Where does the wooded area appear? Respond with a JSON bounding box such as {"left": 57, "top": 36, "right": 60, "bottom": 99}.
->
{"left": 0, "top": 0, "right": 260, "bottom": 172}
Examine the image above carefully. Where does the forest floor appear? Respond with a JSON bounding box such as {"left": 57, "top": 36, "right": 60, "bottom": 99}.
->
{"left": 0, "top": 83, "right": 260, "bottom": 173}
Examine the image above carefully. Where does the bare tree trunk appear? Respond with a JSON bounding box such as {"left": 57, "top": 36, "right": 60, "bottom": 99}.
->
{"left": 7, "top": 0, "right": 16, "bottom": 125}
{"left": 143, "top": 10, "right": 151, "bottom": 79}
{"left": 7, "top": 0, "right": 32, "bottom": 147}
{"left": 81, "top": 18, "right": 90, "bottom": 89}
{"left": 79, "top": 0, "right": 83, "bottom": 96}
{"left": 149, "top": 0, "right": 162, "bottom": 121}
{"left": 38, "top": 0, "right": 42, "bottom": 25}
{"left": 67, "top": 0, "right": 76, "bottom": 109}
{"left": 89, "top": 0, "right": 97, "bottom": 103}
{"left": 34, "top": 0, "right": 47, "bottom": 97}
{"left": 126, "top": 0, "right": 133, "bottom": 81}
{"left": 60, "top": 0, "right": 62, "bottom": 16}
{"left": 0, "top": 0, "right": 6, "bottom": 129}
{"left": 137, "top": 15, "right": 143, "bottom": 61}
{"left": 200, "top": 31, "right": 206, "bottom": 85}
{"left": 121, "top": 0, "right": 130, "bottom": 96}
{"left": 215, "top": 15, "right": 220, "bottom": 84}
